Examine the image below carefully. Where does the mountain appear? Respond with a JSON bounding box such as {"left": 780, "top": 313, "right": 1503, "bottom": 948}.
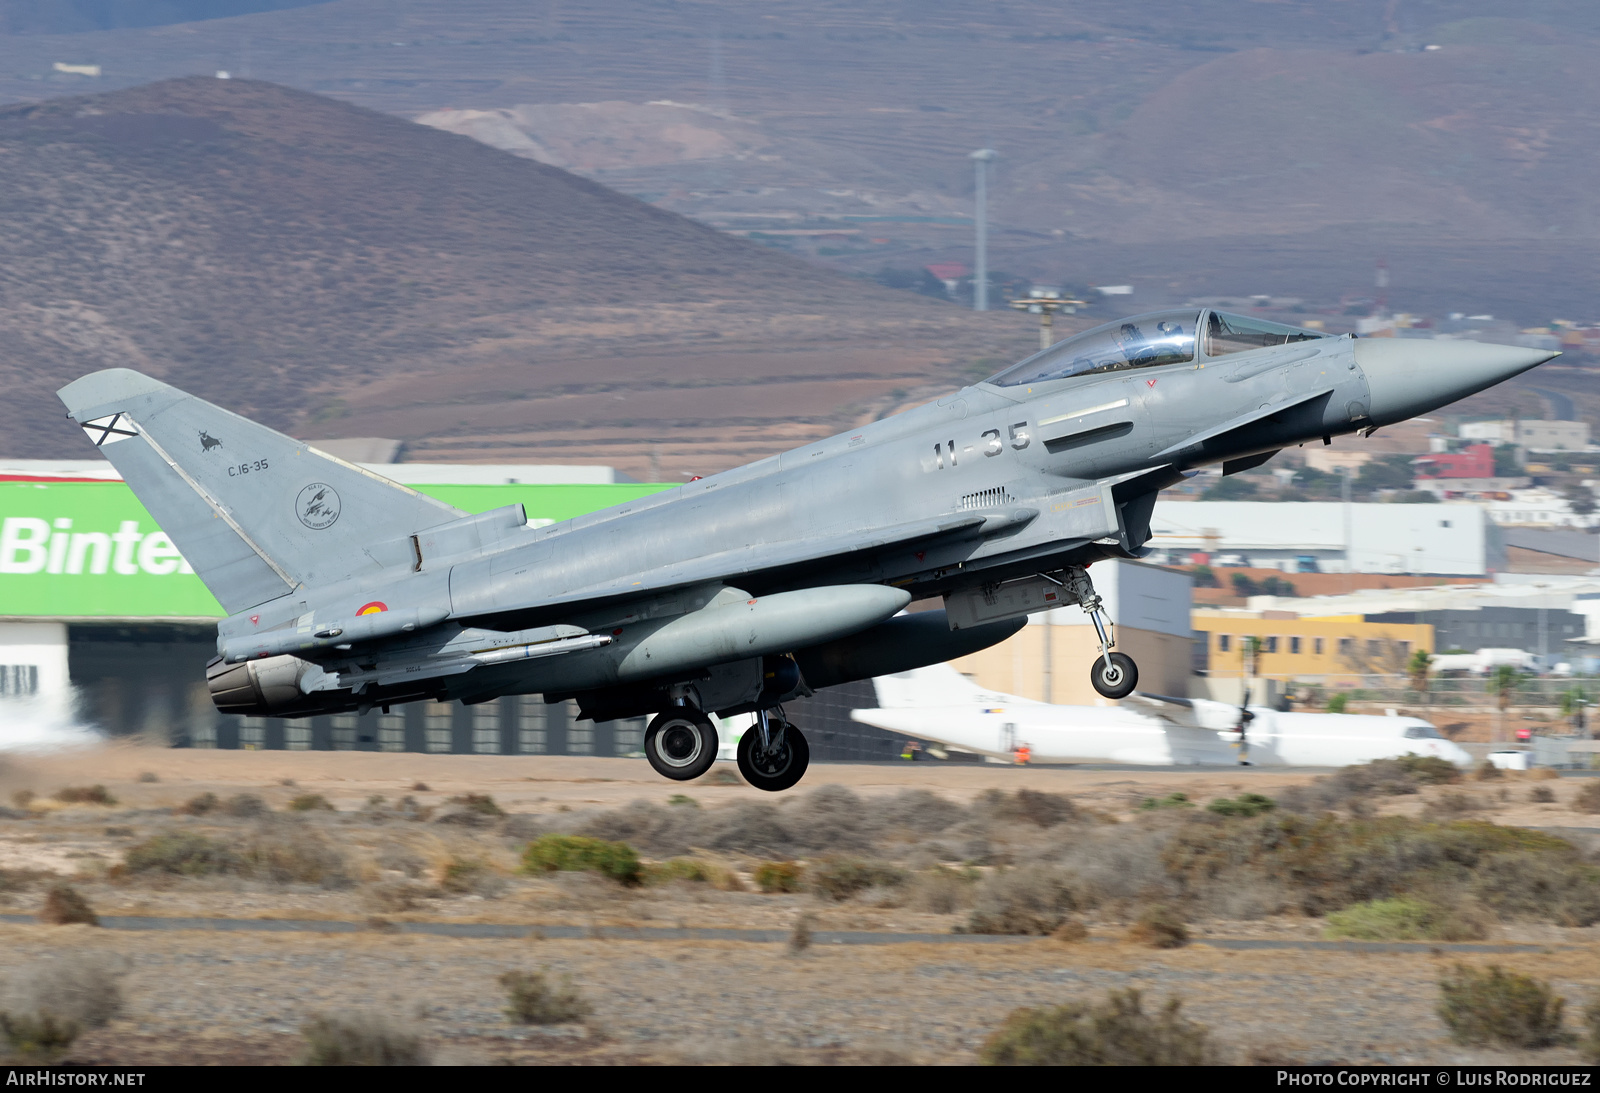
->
{"left": 8, "top": 2, "right": 1600, "bottom": 320}
{"left": 0, "top": 77, "right": 1019, "bottom": 471}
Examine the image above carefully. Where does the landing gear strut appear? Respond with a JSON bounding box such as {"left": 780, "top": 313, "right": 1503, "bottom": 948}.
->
{"left": 643, "top": 707, "right": 719, "bottom": 782}
{"left": 1056, "top": 565, "right": 1139, "bottom": 700}
{"left": 736, "top": 708, "right": 810, "bottom": 792}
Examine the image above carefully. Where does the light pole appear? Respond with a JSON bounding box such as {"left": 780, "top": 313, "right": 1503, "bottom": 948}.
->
{"left": 1009, "top": 288, "right": 1085, "bottom": 351}
{"left": 970, "top": 149, "right": 996, "bottom": 311}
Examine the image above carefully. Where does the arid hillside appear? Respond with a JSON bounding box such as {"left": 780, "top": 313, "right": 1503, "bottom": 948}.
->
{"left": 0, "top": 77, "right": 1026, "bottom": 471}
{"left": 6, "top": 3, "right": 1600, "bottom": 319}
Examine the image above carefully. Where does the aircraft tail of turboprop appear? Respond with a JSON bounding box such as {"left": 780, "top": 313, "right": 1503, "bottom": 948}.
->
{"left": 57, "top": 369, "right": 464, "bottom": 613}
{"left": 870, "top": 662, "right": 1006, "bottom": 709}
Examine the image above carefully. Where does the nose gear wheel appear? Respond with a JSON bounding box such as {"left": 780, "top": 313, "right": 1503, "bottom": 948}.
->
{"left": 1090, "top": 651, "right": 1139, "bottom": 700}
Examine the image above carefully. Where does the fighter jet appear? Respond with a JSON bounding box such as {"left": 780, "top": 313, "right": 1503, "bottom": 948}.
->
{"left": 58, "top": 310, "right": 1550, "bottom": 790}
{"left": 852, "top": 663, "right": 1474, "bottom": 768}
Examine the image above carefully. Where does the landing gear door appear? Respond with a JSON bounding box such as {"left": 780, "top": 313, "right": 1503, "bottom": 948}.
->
{"left": 945, "top": 574, "right": 1066, "bottom": 629}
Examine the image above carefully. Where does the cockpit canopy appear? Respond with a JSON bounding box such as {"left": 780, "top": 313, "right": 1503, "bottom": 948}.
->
{"left": 985, "top": 309, "right": 1330, "bottom": 388}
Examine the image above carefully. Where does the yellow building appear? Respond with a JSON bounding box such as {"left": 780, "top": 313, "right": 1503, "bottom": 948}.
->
{"left": 1192, "top": 611, "right": 1433, "bottom": 685}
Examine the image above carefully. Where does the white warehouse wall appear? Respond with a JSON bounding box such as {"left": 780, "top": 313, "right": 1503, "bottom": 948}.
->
{"left": 1149, "top": 502, "right": 1487, "bottom": 575}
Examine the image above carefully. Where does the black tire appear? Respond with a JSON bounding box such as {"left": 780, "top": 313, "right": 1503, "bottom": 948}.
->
{"left": 736, "top": 722, "right": 810, "bottom": 792}
{"left": 1090, "top": 652, "right": 1139, "bottom": 700}
{"left": 643, "top": 709, "right": 719, "bottom": 782}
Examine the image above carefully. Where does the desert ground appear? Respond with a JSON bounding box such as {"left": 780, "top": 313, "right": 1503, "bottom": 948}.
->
{"left": 0, "top": 745, "right": 1597, "bottom": 1065}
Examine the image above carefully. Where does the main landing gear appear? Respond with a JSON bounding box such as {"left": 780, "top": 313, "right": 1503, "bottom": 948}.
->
{"left": 1058, "top": 565, "right": 1139, "bottom": 700}
{"left": 736, "top": 708, "right": 810, "bottom": 793}
{"left": 643, "top": 707, "right": 719, "bottom": 782}
{"left": 644, "top": 705, "right": 811, "bottom": 792}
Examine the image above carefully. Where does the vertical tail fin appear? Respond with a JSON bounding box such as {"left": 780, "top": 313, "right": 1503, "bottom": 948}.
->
{"left": 869, "top": 663, "right": 994, "bottom": 709}
{"left": 58, "top": 369, "right": 462, "bottom": 613}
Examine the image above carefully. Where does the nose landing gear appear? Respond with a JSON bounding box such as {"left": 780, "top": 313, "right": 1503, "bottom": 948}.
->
{"left": 736, "top": 708, "right": 810, "bottom": 792}
{"left": 1056, "top": 565, "right": 1139, "bottom": 700}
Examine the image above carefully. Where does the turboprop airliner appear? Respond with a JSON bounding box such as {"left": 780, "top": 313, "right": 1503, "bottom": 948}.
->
{"left": 850, "top": 664, "right": 1473, "bottom": 768}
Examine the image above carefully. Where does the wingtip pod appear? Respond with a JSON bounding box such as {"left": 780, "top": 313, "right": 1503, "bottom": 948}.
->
{"left": 57, "top": 368, "right": 174, "bottom": 421}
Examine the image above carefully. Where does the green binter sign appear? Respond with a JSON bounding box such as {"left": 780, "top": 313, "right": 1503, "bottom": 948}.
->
{"left": 0, "top": 480, "right": 672, "bottom": 619}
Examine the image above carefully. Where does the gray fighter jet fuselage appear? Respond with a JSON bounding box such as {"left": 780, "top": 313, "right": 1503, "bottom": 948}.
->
{"left": 58, "top": 309, "right": 1553, "bottom": 789}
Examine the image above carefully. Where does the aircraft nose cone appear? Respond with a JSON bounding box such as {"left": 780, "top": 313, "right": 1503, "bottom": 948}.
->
{"left": 1355, "top": 338, "right": 1557, "bottom": 426}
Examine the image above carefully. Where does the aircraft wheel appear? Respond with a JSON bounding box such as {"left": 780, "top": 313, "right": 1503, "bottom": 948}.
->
{"left": 1090, "top": 652, "right": 1139, "bottom": 700}
{"left": 643, "top": 709, "right": 719, "bottom": 782}
{"left": 737, "top": 722, "right": 810, "bottom": 792}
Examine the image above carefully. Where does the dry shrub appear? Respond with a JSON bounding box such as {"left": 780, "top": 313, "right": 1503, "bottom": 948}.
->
{"left": 410, "top": 782, "right": 430, "bottom": 792}
{"left": 300, "top": 1012, "right": 428, "bottom": 1066}
{"left": 176, "top": 792, "right": 218, "bottom": 816}
{"left": 394, "top": 795, "right": 430, "bottom": 822}
{"left": 980, "top": 989, "right": 1216, "bottom": 1066}
{"left": 11, "top": 790, "right": 34, "bottom": 809}
{"left": 966, "top": 867, "right": 1077, "bottom": 935}
{"left": 806, "top": 858, "right": 905, "bottom": 902}
{"left": 362, "top": 880, "right": 441, "bottom": 913}
{"left": 1469, "top": 851, "right": 1600, "bottom": 928}
{"left": 1324, "top": 896, "right": 1488, "bottom": 941}
{"left": 1438, "top": 964, "right": 1568, "bottom": 1048}
{"left": 374, "top": 844, "right": 426, "bottom": 879}
{"left": 53, "top": 785, "right": 115, "bottom": 807}
{"left": 788, "top": 912, "right": 814, "bottom": 954}
{"left": 237, "top": 824, "right": 351, "bottom": 887}
{"left": 1424, "top": 792, "right": 1485, "bottom": 819}
{"left": 439, "top": 857, "right": 504, "bottom": 897}
{"left": 1161, "top": 811, "right": 1598, "bottom": 923}
{"left": 0, "top": 1012, "right": 78, "bottom": 1062}
{"left": 1585, "top": 996, "right": 1600, "bottom": 1065}
{"left": 1279, "top": 756, "right": 1460, "bottom": 814}
{"left": 647, "top": 857, "right": 743, "bottom": 890}
{"left": 1206, "top": 793, "right": 1275, "bottom": 818}
{"left": 125, "top": 832, "right": 236, "bottom": 875}
{"left": 288, "top": 793, "right": 334, "bottom": 812}
{"left": 1126, "top": 905, "right": 1188, "bottom": 948}
{"left": 38, "top": 885, "right": 97, "bottom": 927}
{"left": 905, "top": 867, "right": 977, "bottom": 914}
{"left": 876, "top": 788, "right": 966, "bottom": 834}
{"left": 225, "top": 794, "right": 268, "bottom": 819}
{"left": 581, "top": 799, "right": 701, "bottom": 856}
{"left": 1531, "top": 785, "right": 1557, "bottom": 804}
{"left": 435, "top": 794, "right": 504, "bottom": 827}
{"left": 500, "top": 968, "right": 592, "bottom": 1025}
{"left": 753, "top": 861, "right": 804, "bottom": 893}
{"left": 136, "top": 772, "right": 158, "bottom": 784}
{"left": 981, "top": 787, "right": 1077, "bottom": 827}
{"left": 1048, "top": 822, "right": 1177, "bottom": 911}
{"left": 1576, "top": 781, "right": 1600, "bottom": 814}
{"left": 520, "top": 835, "right": 641, "bottom": 885}
{"left": 785, "top": 785, "right": 876, "bottom": 854}
{"left": 1052, "top": 918, "right": 1090, "bottom": 943}
{"left": 1140, "top": 792, "right": 1194, "bottom": 812}
{"left": 447, "top": 793, "right": 503, "bottom": 817}
{"left": 3, "top": 953, "right": 125, "bottom": 1033}
{"left": 1475, "top": 761, "right": 1505, "bottom": 782}
{"left": 580, "top": 786, "right": 974, "bottom": 861}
